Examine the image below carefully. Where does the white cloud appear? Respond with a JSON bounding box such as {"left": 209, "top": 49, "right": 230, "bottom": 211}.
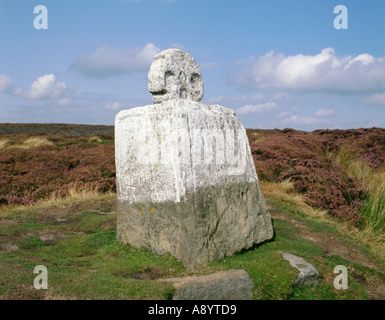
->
{"left": 366, "top": 93, "right": 385, "bottom": 105}
{"left": 272, "top": 92, "right": 290, "bottom": 100}
{"left": 278, "top": 111, "right": 291, "bottom": 118}
{"left": 23, "top": 74, "right": 69, "bottom": 100}
{"left": 281, "top": 114, "right": 328, "bottom": 126}
{"left": 273, "top": 107, "right": 338, "bottom": 128}
{"left": 236, "top": 102, "right": 277, "bottom": 115}
{"left": 205, "top": 96, "right": 224, "bottom": 104}
{"left": 315, "top": 108, "right": 338, "bottom": 117}
{"left": 57, "top": 98, "right": 73, "bottom": 106}
{"left": 71, "top": 42, "right": 161, "bottom": 78}
{"left": 2, "top": 73, "right": 73, "bottom": 105}
{"left": 105, "top": 101, "right": 124, "bottom": 110}
{"left": 231, "top": 48, "right": 385, "bottom": 93}
{"left": 225, "top": 93, "right": 266, "bottom": 105}
{"left": 169, "top": 43, "right": 185, "bottom": 50}
{"left": 0, "top": 74, "right": 15, "bottom": 93}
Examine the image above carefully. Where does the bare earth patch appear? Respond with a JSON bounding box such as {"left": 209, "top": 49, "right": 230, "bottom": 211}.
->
{"left": 298, "top": 229, "right": 378, "bottom": 269}
{"left": 0, "top": 285, "right": 76, "bottom": 300}
{"left": 0, "top": 219, "right": 17, "bottom": 226}
{"left": 130, "top": 267, "right": 165, "bottom": 280}
{"left": 0, "top": 242, "right": 19, "bottom": 253}
{"left": 38, "top": 229, "right": 68, "bottom": 245}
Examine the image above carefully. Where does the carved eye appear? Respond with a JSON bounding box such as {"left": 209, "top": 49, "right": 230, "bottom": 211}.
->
{"left": 164, "top": 71, "right": 175, "bottom": 84}
{"left": 190, "top": 73, "right": 200, "bottom": 84}
{"left": 164, "top": 71, "right": 176, "bottom": 87}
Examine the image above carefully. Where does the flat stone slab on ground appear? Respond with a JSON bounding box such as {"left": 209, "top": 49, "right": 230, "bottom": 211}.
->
{"left": 280, "top": 251, "right": 320, "bottom": 287}
{"left": 160, "top": 269, "right": 253, "bottom": 300}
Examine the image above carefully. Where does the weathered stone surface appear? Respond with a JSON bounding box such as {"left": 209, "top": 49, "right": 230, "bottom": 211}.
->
{"left": 160, "top": 269, "right": 253, "bottom": 300}
{"left": 115, "top": 100, "right": 274, "bottom": 269}
{"left": 280, "top": 252, "right": 320, "bottom": 287}
{"left": 115, "top": 100, "right": 258, "bottom": 204}
{"left": 116, "top": 179, "right": 272, "bottom": 269}
{"left": 115, "top": 49, "right": 274, "bottom": 270}
{"left": 148, "top": 49, "right": 204, "bottom": 104}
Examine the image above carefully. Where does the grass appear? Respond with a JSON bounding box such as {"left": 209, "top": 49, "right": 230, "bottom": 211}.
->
{"left": 360, "top": 171, "right": 385, "bottom": 234}
{"left": 1, "top": 186, "right": 384, "bottom": 300}
{"left": 262, "top": 179, "right": 385, "bottom": 270}
{"left": 0, "top": 137, "right": 54, "bottom": 151}
{"left": 0, "top": 139, "right": 11, "bottom": 150}
{"left": 261, "top": 179, "right": 328, "bottom": 219}
{"left": 88, "top": 135, "right": 104, "bottom": 144}
{"left": 0, "top": 188, "right": 115, "bottom": 216}
{"left": 336, "top": 147, "right": 385, "bottom": 234}
{"left": 0, "top": 123, "right": 114, "bottom": 136}
{"left": 0, "top": 201, "right": 181, "bottom": 299}
{"left": 1, "top": 126, "right": 384, "bottom": 299}
{"left": 0, "top": 134, "right": 114, "bottom": 151}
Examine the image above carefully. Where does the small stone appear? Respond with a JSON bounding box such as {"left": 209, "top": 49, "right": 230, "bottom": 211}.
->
{"left": 160, "top": 269, "right": 253, "bottom": 300}
{"left": 280, "top": 252, "right": 320, "bottom": 287}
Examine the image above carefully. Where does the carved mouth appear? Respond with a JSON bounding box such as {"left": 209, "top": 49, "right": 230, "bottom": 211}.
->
{"left": 151, "top": 89, "right": 167, "bottom": 96}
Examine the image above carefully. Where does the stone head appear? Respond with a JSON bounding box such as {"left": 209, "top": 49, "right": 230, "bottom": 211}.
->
{"left": 148, "top": 49, "right": 204, "bottom": 104}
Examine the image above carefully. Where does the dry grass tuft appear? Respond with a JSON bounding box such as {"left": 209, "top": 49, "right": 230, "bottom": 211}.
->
{"left": 261, "top": 179, "right": 328, "bottom": 218}
{"left": 0, "top": 139, "right": 11, "bottom": 150}
{"left": 336, "top": 148, "right": 385, "bottom": 234}
{"left": 0, "top": 187, "right": 115, "bottom": 214}
{"left": 88, "top": 135, "right": 103, "bottom": 144}
{"left": 49, "top": 186, "right": 114, "bottom": 203}
{"left": 1, "top": 137, "right": 54, "bottom": 151}
{"left": 38, "top": 185, "right": 116, "bottom": 209}
{"left": 23, "top": 137, "right": 54, "bottom": 148}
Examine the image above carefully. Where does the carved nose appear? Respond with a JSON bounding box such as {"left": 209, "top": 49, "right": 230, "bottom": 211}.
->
{"left": 179, "top": 71, "right": 186, "bottom": 84}
{"left": 179, "top": 88, "right": 187, "bottom": 99}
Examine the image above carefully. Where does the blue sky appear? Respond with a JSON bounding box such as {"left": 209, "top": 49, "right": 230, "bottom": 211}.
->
{"left": 1, "top": 0, "right": 385, "bottom": 130}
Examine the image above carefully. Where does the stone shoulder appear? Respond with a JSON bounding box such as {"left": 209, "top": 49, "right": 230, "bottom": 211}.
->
{"left": 115, "top": 100, "right": 237, "bottom": 123}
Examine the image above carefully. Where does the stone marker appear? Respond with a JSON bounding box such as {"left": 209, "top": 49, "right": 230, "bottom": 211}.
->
{"left": 160, "top": 269, "right": 253, "bottom": 300}
{"left": 280, "top": 252, "right": 320, "bottom": 287}
{"left": 115, "top": 48, "right": 274, "bottom": 270}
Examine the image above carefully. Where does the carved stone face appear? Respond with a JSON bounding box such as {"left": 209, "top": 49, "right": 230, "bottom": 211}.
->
{"left": 148, "top": 49, "right": 204, "bottom": 104}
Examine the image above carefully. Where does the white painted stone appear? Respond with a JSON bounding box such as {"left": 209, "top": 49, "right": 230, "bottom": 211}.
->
{"left": 115, "top": 48, "right": 274, "bottom": 269}
{"left": 115, "top": 99, "right": 257, "bottom": 204}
